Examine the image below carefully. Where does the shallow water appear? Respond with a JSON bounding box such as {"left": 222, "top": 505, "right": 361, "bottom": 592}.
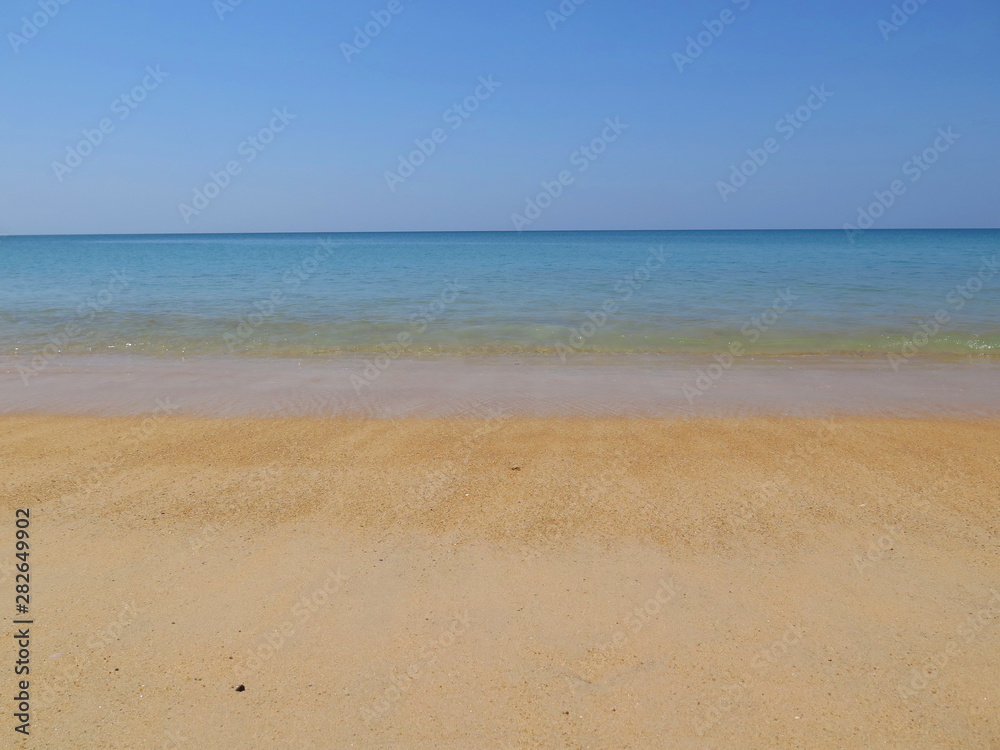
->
{"left": 2, "top": 229, "right": 998, "bottom": 358}
{"left": 3, "top": 354, "right": 999, "bottom": 417}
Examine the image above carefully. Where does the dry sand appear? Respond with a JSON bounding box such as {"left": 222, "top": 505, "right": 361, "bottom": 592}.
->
{"left": 4, "top": 414, "right": 999, "bottom": 748}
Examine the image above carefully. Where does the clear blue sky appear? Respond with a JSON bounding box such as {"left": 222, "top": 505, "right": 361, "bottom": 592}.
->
{"left": 1, "top": 0, "right": 997, "bottom": 234}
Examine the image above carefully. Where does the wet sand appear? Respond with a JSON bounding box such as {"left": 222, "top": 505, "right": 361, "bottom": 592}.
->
{"left": 3, "top": 353, "right": 1000, "bottom": 418}
{"left": 5, "top": 414, "right": 999, "bottom": 748}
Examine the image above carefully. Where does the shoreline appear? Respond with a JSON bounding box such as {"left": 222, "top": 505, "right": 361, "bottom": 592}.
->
{"left": 3, "top": 352, "right": 1000, "bottom": 417}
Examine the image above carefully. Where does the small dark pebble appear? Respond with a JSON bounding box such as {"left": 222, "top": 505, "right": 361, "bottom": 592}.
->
{"left": 511, "top": 467, "right": 521, "bottom": 471}
{"left": 236, "top": 685, "right": 245, "bottom": 692}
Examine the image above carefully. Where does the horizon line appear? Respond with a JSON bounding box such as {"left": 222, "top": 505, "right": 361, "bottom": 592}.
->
{"left": 3, "top": 227, "right": 998, "bottom": 239}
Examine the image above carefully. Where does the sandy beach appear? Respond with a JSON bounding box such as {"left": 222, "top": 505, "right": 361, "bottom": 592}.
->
{"left": 6, "top": 413, "right": 999, "bottom": 748}
{"left": 7, "top": 0, "right": 998, "bottom": 744}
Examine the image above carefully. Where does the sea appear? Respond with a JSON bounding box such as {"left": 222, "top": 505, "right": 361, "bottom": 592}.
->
{"left": 2, "top": 229, "right": 998, "bottom": 360}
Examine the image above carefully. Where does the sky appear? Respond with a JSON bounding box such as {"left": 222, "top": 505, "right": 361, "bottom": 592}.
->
{"left": 0, "top": 0, "right": 997, "bottom": 235}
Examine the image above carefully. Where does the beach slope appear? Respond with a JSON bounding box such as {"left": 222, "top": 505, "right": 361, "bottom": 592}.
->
{"left": 5, "top": 415, "right": 999, "bottom": 748}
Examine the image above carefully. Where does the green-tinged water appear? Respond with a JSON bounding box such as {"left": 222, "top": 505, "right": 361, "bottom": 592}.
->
{"left": 2, "top": 230, "right": 998, "bottom": 359}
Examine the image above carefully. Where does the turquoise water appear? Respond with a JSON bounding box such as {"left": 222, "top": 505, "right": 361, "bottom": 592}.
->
{"left": 1, "top": 230, "right": 998, "bottom": 358}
